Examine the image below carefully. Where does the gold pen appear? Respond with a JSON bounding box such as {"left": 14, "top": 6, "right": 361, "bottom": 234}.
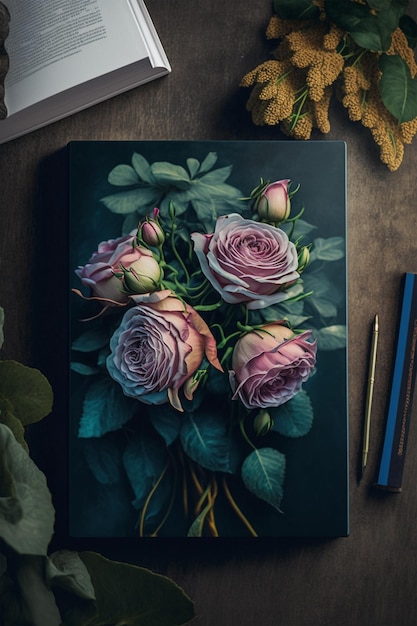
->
{"left": 362, "top": 314, "right": 379, "bottom": 474}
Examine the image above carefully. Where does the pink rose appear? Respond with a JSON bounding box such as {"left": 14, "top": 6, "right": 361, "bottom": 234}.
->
{"left": 229, "top": 324, "right": 317, "bottom": 409}
{"left": 255, "top": 179, "right": 291, "bottom": 222}
{"left": 75, "top": 233, "right": 152, "bottom": 304}
{"left": 191, "top": 214, "right": 299, "bottom": 310}
{"left": 106, "top": 293, "right": 223, "bottom": 411}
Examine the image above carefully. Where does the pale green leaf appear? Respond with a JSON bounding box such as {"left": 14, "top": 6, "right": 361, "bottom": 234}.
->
{"left": 100, "top": 187, "right": 161, "bottom": 214}
{"left": 241, "top": 447, "right": 286, "bottom": 512}
{"left": 316, "top": 324, "right": 347, "bottom": 351}
{"left": 0, "top": 360, "right": 53, "bottom": 426}
{"left": 47, "top": 550, "right": 96, "bottom": 601}
{"left": 150, "top": 161, "right": 191, "bottom": 189}
{"left": 270, "top": 390, "right": 314, "bottom": 438}
{"left": 108, "top": 164, "right": 139, "bottom": 186}
{"left": 131, "top": 152, "right": 156, "bottom": 184}
{"left": 186, "top": 157, "right": 200, "bottom": 178}
{"left": 0, "top": 424, "right": 55, "bottom": 555}
{"left": 310, "top": 236, "right": 345, "bottom": 262}
{"left": 198, "top": 151, "right": 218, "bottom": 174}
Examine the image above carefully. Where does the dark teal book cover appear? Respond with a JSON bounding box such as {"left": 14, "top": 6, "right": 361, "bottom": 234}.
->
{"left": 69, "top": 140, "right": 348, "bottom": 538}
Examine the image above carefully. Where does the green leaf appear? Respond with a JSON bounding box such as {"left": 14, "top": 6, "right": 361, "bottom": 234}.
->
{"left": 379, "top": 53, "right": 417, "bottom": 123}
{"left": 274, "top": 0, "right": 320, "bottom": 20}
{"left": 310, "top": 236, "right": 345, "bottom": 262}
{"left": 149, "top": 404, "right": 182, "bottom": 446}
{"left": 78, "top": 377, "right": 137, "bottom": 437}
{"left": 270, "top": 390, "right": 314, "bottom": 438}
{"left": 131, "top": 152, "right": 156, "bottom": 184}
{"left": 78, "top": 551, "right": 194, "bottom": 626}
{"left": 400, "top": 14, "right": 417, "bottom": 48}
{"left": 72, "top": 327, "right": 110, "bottom": 352}
{"left": 47, "top": 550, "right": 96, "bottom": 601}
{"left": 198, "top": 151, "right": 218, "bottom": 174}
{"left": 0, "top": 394, "right": 28, "bottom": 450}
{"left": 108, "top": 164, "right": 140, "bottom": 186}
{"left": 0, "top": 360, "right": 53, "bottom": 426}
{"left": 187, "top": 504, "right": 212, "bottom": 537}
{"left": 0, "top": 306, "right": 4, "bottom": 350}
{"left": 0, "top": 424, "right": 55, "bottom": 555}
{"left": 122, "top": 433, "right": 170, "bottom": 516}
{"left": 180, "top": 410, "right": 233, "bottom": 473}
{"left": 325, "top": 0, "right": 396, "bottom": 51}
{"left": 303, "top": 274, "right": 339, "bottom": 318}
{"left": 186, "top": 157, "right": 200, "bottom": 178}
{"left": 82, "top": 437, "right": 122, "bottom": 485}
{"left": 241, "top": 447, "right": 286, "bottom": 512}
{"left": 316, "top": 324, "right": 347, "bottom": 350}
{"left": 100, "top": 187, "right": 161, "bottom": 214}
{"left": 150, "top": 161, "right": 191, "bottom": 189}
{"left": 71, "top": 362, "right": 101, "bottom": 376}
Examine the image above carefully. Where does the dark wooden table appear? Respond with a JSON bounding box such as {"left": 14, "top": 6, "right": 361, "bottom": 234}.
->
{"left": 1, "top": 2, "right": 417, "bottom": 624}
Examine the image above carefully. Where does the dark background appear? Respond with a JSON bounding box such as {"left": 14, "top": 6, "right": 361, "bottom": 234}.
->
{"left": 1, "top": 1, "right": 417, "bottom": 624}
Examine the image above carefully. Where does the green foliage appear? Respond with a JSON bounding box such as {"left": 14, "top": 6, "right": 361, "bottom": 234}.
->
{"left": 270, "top": 390, "right": 314, "bottom": 438}
{"left": 325, "top": 0, "right": 408, "bottom": 51}
{"left": 379, "top": 53, "right": 417, "bottom": 123}
{"left": 0, "top": 360, "right": 53, "bottom": 426}
{"left": 72, "top": 551, "right": 194, "bottom": 626}
{"left": 316, "top": 325, "right": 347, "bottom": 351}
{"left": 274, "top": 0, "right": 319, "bottom": 20}
{"left": 0, "top": 423, "right": 55, "bottom": 555}
{"left": 241, "top": 448, "right": 286, "bottom": 512}
{"left": 100, "top": 152, "right": 244, "bottom": 233}
{"left": 180, "top": 409, "right": 234, "bottom": 473}
{"left": 400, "top": 14, "right": 417, "bottom": 48}
{"left": 78, "top": 376, "right": 138, "bottom": 437}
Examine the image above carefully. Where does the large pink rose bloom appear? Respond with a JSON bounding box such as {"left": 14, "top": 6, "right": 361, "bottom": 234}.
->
{"left": 75, "top": 232, "right": 149, "bottom": 304}
{"left": 191, "top": 214, "right": 299, "bottom": 310}
{"left": 230, "top": 324, "right": 317, "bottom": 409}
{"left": 106, "top": 293, "right": 223, "bottom": 411}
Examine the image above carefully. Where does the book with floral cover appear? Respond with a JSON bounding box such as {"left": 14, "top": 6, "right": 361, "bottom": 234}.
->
{"left": 69, "top": 140, "right": 348, "bottom": 538}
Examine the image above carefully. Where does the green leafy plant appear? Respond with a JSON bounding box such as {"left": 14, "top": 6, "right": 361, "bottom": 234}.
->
{"left": 100, "top": 151, "right": 244, "bottom": 234}
{"left": 0, "top": 308, "right": 195, "bottom": 626}
{"left": 240, "top": 0, "right": 417, "bottom": 170}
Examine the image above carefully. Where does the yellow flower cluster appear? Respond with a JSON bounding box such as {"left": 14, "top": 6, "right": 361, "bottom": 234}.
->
{"left": 340, "top": 28, "right": 417, "bottom": 170}
{"left": 240, "top": 8, "right": 417, "bottom": 170}
{"left": 241, "top": 16, "right": 344, "bottom": 140}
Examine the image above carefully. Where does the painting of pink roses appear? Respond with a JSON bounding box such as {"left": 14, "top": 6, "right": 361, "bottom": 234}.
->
{"left": 69, "top": 140, "right": 348, "bottom": 538}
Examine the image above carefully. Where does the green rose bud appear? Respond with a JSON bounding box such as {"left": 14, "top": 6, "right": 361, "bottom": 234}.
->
{"left": 297, "top": 246, "right": 310, "bottom": 273}
{"left": 253, "top": 409, "right": 273, "bottom": 436}
{"left": 121, "top": 247, "right": 162, "bottom": 294}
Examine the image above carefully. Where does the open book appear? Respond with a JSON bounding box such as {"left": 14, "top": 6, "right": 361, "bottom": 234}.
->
{"left": 0, "top": 0, "right": 170, "bottom": 144}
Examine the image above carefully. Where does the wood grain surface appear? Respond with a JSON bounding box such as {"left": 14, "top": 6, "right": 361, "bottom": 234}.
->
{"left": 1, "top": 2, "right": 417, "bottom": 625}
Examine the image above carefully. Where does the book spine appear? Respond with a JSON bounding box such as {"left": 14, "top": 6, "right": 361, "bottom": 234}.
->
{"left": 375, "top": 272, "right": 417, "bottom": 491}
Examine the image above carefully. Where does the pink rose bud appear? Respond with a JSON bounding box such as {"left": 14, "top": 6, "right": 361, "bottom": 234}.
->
{"left": 122, "top": 247, "right": 162, "bottom": 294}
{"left": 139, "top": 217, "right": 165, "bottom": 247}
{"left": 255, "top": 179, "right": 291, "bottom": 223}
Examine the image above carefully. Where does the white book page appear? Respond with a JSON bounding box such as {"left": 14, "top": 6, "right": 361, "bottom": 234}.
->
{"left": 4, "top": 0, "right": 149, "bottom": 115}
